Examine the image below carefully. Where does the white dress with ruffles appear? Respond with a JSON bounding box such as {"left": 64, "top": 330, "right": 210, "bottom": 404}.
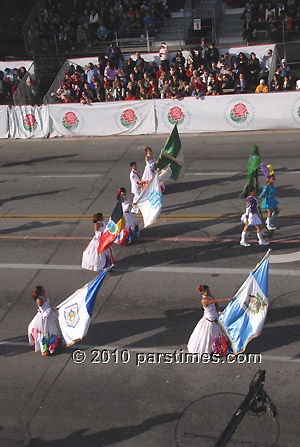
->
{"left": 187, "top": 298, "right": 224, "bottom": 355}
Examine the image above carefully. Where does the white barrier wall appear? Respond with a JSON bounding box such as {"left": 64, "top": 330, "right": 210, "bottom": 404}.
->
{"left": 9, "top": 105, "right": 49, "bottom": 139}
{"left": 49, "top": 101, "right": 155, "bottom": 137}
{"left": 2, "top": 92, "right": 300, "bottom": 138}
{"left": 154, "top": 93, "right": 300, "bottom": 133}
{"left": 0, "top": 106, "right": 9, "bottom": 138}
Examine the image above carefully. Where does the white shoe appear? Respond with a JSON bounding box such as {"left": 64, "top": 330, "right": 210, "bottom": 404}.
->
{"left": 240, "top": 240, "right": 251, "bottom": 247}
{"left": 266, "top": 223, "right": 276, "bottom": 231}
{"left": 240, "top": 232, "right": 250, "bottom": 247}
{"left": 257, "top": 233, "right": 269, "bottom": 245}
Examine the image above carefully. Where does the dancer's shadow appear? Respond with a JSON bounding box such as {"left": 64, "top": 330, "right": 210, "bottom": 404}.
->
{"left": 164, "top": 175, "right": 243, "bottom": 195}
{"left": 0, "top": 335, "right": 32, "bottom": 357}
{"left": 1, "top": 154, "right": 77, "bottom": 168}
{"left": 84, "top": 308, "right": 202, "bottom": 348}
{"left": 29, "top": 413, "right": 181, "bottom": 447}
{"left": 0, "top": 220, "right": 71, "bottom": 235}
{"left": 0, "top": 188, "right": 73, "bottom": 207}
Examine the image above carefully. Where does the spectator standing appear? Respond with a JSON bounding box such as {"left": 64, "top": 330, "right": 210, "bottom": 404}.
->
{"left": 198, "top": 38, "right": 208, "bottom": 67}
{"left": 248, "top": 52, "right": 260, "bottom": 85}
{"left": 172, "top": 51, "right": 185, "bottom": 68}
{"left": 159, "top": 43, "right": 169, "bottom": 71}
{"left": 207, "top": 43, "right": 219, "bottom": 66}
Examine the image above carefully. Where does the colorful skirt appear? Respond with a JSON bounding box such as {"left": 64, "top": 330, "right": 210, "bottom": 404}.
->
{"left": 114, "top": 211, "right": 140, "bottom": 245}
{"left": 261, "top": 197, "right": 279, "bottom": 210}
{"left": 28, "top": 311, "right": 62, "bottom": 356}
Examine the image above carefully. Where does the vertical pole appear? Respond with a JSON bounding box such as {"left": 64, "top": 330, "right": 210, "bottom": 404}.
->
{"left": 146, "top": 28, "right": 150, "bottom": 52}
{"left": 54, "top": 33, "right": 58, "bottom": 56}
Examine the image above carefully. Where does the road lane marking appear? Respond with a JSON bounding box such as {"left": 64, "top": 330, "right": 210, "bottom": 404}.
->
{"left": 0, "top": 341, "right": 299, "bottom": 363}
{"left": 0, "top": 214, "right": 298, "bottom": 221}
{"left": 0, "top": 235, "right": 299, "bottom": 244}
{"left": 0, "top": 263, "right": 298, "bottom": 274}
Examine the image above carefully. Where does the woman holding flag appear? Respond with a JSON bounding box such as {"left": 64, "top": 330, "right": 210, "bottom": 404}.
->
{"left": 187, "top": 285, "right": 231, "bottom": 355}
{"left": 114, "top": 188, "right": 140, "bottom": 245}
{"left": 142, "top": 147, "right": 156, "bottom": 183}
{"left": 28, "top": 286, "right": 62, "bottom": 356}
{"left": 82, "top": 213, "right": 115, "bottom": 271}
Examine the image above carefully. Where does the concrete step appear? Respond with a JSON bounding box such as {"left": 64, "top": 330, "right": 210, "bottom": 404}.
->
{"left": 170, "top": 11, "right": 185, "bottom": 18}
{"left": 224, "top": 7, "right": 244, "bottom": 14}
{"left": 218, "top": 36, "right": 245, "bottom": 44}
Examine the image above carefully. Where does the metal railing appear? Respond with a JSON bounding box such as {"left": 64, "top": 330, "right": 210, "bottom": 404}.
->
{"left": 23, "top": 28, "right": 158, "bottom": 57}
{"left": 43, "top": 60, "right": 71, "bottom": 104}
{"left": 242, "top": 19, "right": 300, "bottom": 46}
{"left": 13, "top": 63, "right": 42, "bottom": 106}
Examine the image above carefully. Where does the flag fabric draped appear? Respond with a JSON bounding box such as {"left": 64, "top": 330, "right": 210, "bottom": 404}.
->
{"left": 97, "top": 200, "right": 125, "bottom": 254}
{"left": 135, "top": 171, "right": 162, "bottom": 227}
{"left": 157, "top": 125, "right": 183, "bottom": 181}
{"left": 218, "top": 252, "right": 270, "bottom": 354}
{"left": 57, "top": 267, "right": 111, "bottom": 346}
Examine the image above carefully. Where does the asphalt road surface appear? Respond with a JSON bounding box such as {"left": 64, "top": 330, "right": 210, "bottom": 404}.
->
{"left": 0, "top": 130, "right": 300, "bottom": 447}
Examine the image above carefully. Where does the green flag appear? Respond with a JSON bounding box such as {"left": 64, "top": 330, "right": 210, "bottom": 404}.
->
{"left": 161, "top": 125, "right": 182, "bottom": 159}
{"left": 157, "top": 152, "right": 182, "bottom": 181}
{"left": 157, "top": 125, "right": 183, "bottom": 181}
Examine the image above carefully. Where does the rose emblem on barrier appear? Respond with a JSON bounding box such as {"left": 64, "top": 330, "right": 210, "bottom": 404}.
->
{"left": 62, "top": 111, "right": 79, "bottom": 130}
{"left": 120, "top": 109, "right": 137, "bottom": 127}
{"left": 23, "top": 113, "right": 38, "bottom": 132}
{"left": 298, "top": 106, "right": 300, "bottom": 119}
{"left": 168, "top": 106, "right": 185, "bottom": 125}
{"left": 230, "top": 103, "right": 249, "bottom": 123}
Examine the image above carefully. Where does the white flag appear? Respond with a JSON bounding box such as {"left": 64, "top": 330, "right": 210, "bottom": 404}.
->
{"left": 57, "top": 267, "right": 110, "bottom": 346}
{"left": 135, "top": 172, "right": 162, "bottom": 227}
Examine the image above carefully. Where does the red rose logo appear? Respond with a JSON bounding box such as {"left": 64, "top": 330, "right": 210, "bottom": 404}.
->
{"left": 23, "top": 113, "right": 38, "bottom": 132}
{"left": 230, "top": 103, "right": 249, "bottom": 123}
{"left": 62, "top": 111, "right": 79, "bottom": 130}
{"left": 168, "top": 106, "right": 185, "bottom": 125}
{"left": 65, "top": 112, "right": 78, "bottom": 125}
{"left": 120, "top": 109, "right": 137, "bottom": 127}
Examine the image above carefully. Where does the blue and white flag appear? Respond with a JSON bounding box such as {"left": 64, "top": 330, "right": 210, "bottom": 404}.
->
{"left": 135, "top": 172, "right": 162, "bottom": 227}
{"left": 57, "top": 267, "right": 111, "bottom": 346}
{"left": 219, "top": 253, "right": 270, "bottom": 354}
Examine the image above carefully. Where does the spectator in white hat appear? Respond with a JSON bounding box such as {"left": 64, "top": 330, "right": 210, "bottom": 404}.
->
{"left": 255, "top": 79, "right": 269, "bottom": 93}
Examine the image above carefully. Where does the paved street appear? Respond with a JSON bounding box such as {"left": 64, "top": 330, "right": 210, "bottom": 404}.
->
{"left": 0, "top": 131, "right": 300, "bottom": 447}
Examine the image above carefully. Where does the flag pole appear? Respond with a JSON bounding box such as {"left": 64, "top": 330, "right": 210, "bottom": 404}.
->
{"left": 252, "top": 249, "right": 272, "bottom": 272}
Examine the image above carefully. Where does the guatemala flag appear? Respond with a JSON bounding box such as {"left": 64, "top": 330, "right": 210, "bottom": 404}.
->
{"left": 57, "top": 267, "right": 111, "bottom": 346}
{"left": 218, "top": 252, "right": 270, "bottom": 354}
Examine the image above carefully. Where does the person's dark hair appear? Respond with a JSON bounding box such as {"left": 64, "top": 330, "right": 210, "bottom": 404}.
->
{"left": 243, "top": 184, "right": 256, "bottom": 198}
{"left": 93, "top": 212, "right": 103, "bottom": 223}
{"left": 130, "top": 161, "right": 136, "bottom": 167}
{"left": 32, "top": 286, "right": 43, "bottom": 300}
{"left": 116, "top": 187, "right": 126, "bottom": 200}
{"left": 196, "top": 284, "right": 209, "bottom": 293}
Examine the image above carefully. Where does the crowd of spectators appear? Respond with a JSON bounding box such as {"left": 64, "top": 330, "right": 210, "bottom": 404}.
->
{"left": 50, "top": 41, "right": 300, "bottom": 104}
{"left": 0, "top": 67, "right": 28, "bottom": 99}
{"left": 27, "top": 0, "right": 173, "bottom": 52}
{"left": 241, "top": 0, "right": 300, "bottom": 42}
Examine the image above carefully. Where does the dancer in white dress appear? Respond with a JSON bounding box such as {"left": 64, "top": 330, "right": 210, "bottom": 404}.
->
{"left": 28, "top": 286, "right": 62, "bottom": 356}
{"left": 82, "top": 213, "right": 115, "bottom": 271}
{"left": 142, "top": 147, "right": 156, "bottom": 183}
{"left": 187, "top": 285, "right": 231, "bottom": 355}
{"left": 114, "top": 188, "right": 140, "bottom": 245}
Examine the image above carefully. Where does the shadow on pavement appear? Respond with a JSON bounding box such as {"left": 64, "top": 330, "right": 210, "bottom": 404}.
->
{"left": 28, "top": 412, "right": 181, "bottom": 447}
